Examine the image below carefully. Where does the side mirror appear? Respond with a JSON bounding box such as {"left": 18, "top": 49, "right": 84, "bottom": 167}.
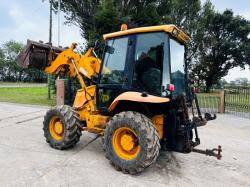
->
{"left": 105, "top": 45, "right": 115, "bottom": 54}
{"left": 91, "top": 75, "right": 98, "bottom": 84}
{"left": 94, "top": 40, "right": 101, "bottom": 51}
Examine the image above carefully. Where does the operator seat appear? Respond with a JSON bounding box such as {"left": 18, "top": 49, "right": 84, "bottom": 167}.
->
{"left": 135, "top": 56, "right": 161, "bottom": 94}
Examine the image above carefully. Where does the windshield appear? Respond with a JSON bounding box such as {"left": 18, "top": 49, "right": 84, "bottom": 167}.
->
{"left": 170, "top": 39, "right": 185, "bottom": 97}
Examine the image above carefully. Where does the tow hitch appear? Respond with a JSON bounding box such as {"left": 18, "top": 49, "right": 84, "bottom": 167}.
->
{"left": 192, "top": 145, "right": 222, "bottom": 160}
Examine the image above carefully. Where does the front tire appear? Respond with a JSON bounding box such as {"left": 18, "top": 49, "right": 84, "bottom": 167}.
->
{"left": 104, "top": 111, "right": 160, "bottom": 174}
{"left": 43, "top": 105, "right": 82, "bottom": 150}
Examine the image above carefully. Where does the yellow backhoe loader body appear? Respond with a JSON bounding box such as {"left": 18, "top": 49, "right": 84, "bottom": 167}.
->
{"left": 41, "top": 24, "right": 189, "bottom": 137}
{"left": 16, "top": 24, "right": 217, "bottom": 175}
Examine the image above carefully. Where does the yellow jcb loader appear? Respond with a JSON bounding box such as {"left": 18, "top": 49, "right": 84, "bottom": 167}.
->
{"left": 17, "top": 24, "right": 220, "bottom": 174}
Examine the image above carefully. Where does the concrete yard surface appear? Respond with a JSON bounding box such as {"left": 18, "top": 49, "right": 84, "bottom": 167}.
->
{"left": 0, "top": 102, "right": 249, "bottom": 187}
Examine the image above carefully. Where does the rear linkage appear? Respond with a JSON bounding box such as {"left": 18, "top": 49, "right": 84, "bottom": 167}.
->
{"left": 192, "top": 91, "right": 217, "bottom": 127}
{"left": 191, "top": 92, "right": 222, "bottom": 159}
{"left": 163, "top": 93, "right": 222, "bottom": 160}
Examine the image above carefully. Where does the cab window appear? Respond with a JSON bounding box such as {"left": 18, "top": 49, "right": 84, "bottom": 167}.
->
{"left": 100, "top": 37, "right": 128, "bottom": 84}
{"left": 133, "top": 32, "right": 166, "bottom": 95}
{"left": 170, "top": 39, "right": 185, "bottom": 97}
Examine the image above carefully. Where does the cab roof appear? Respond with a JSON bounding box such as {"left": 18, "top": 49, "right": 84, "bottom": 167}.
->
{"left": 103, "top": 24, "right": 190, "bottom": 44}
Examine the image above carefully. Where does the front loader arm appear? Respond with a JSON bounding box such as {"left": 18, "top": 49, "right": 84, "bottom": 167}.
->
{"left": 17, "top": 40, "right": 102, "bottom": 89}
{"left": 44, "top": 43, "right": 79, "bottom": 77}
{"left": 16, "top": 40, "right": 102, "bottom": 113}
{"left": 45, "top": 43, "right": 102, "bottom": 96}
{"left": 44, "top": 43, "right": 101, "bottom": 80}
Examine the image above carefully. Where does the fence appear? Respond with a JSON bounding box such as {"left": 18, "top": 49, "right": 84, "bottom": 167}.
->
{"left": 224, "top": 87, "right": 250, "bottom": 118}
{"left": 196, "top": 91, "right": 224, "bottom": 114}
{"left": 196, "top": 87, "right": 250, "bottom": 118}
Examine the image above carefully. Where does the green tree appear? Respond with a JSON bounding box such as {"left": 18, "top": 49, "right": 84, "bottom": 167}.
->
{"left": 220, "top": 78, "right": 228, "bottom": 87}
{"left": 0, "top": 48, "right": 5, "bottom": 80}
{"left": 0, "top": 41, "right": 24, "bottom": 81}
{"left": 229, "top": 80, "right": 236, "bottom": 87}
{"left": 161, "top": 0, "right": 202, "bottom": 70}
{"left": 94, "top": 0, "right": 121, "bottom": 43}
{"left": 0, "top": 40, "right": 47, "bottom": 82}
{"left": 188, "top": 1, "right": 215, "bottom": 88}
{"left": 51, "top": 0, "right": 203, "bottom": 66}
{"left": 191, "top": 2, "right": 250, "bottom": 92}
{"left": 235, "top": 78, "right": 249, "bottom": 86}
{"left": 51, "top": 0, "right": 200, "bottom": 46}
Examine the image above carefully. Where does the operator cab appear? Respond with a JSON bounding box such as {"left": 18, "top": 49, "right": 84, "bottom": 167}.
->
{"left": 97, "top": 25, "right": 189, "bottom": 111}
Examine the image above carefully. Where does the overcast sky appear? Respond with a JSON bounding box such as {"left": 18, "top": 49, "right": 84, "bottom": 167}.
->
{"left": 0, "top": 0, "right": 83, "bottom": 47}
{"left": 0, "top": 0, "right": 249, "bottom": 81}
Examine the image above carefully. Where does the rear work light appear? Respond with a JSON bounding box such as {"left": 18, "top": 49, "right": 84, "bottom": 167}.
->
{"left": 167, "top": 84, "right": 175, "bottom": 92}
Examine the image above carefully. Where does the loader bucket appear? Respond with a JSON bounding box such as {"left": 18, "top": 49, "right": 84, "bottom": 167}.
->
{"left": 16, "top": 40, "right": 63, "bottom": 70}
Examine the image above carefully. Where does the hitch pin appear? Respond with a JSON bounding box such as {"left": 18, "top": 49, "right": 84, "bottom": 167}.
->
{"left": 192, "top": 145, "right": 222, "bottom": 160}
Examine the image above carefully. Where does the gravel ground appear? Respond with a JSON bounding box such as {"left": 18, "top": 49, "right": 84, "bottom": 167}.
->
{"left": 0, "top": 102, "right": 249, "bottom": 187}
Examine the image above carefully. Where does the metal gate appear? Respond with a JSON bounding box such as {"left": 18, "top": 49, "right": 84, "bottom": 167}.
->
{"left": 225, "top": 87, "right": 250, "bottom": 118}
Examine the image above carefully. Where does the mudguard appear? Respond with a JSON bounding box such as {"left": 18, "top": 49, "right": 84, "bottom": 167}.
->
{"left": 108, "top": 91, "right": 170, "bottom": 112}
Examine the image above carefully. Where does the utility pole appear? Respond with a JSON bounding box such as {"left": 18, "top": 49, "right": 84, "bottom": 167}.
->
{"left": 48, "top": 0, "right": 52, "bottom": 99}
{"left": 58, "top": 0, "right": 61, "bottom": 46}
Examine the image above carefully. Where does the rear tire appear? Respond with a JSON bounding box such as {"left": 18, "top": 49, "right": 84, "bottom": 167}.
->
{"left": 43, "top": 105, "right": 82, "bottom": 150}
{"left": 104, "top": 111, "right": 160, "bottom": 174}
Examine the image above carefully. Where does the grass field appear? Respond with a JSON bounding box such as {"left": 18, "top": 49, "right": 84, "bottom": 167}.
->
{"left": 0, "top": 87, "right": 56, "bottom": 106}
{"left": 197, "top": 93, "right": 220, "bottom": 109}
{"left": 0, "top": 81, "right": 47, "bottom": 87}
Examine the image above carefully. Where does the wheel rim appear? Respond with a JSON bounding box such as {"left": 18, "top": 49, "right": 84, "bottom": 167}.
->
{"left": 49, "top": 116, "right": 64, "bottom": 141}
{"left": 112, "top": 127, "right": 140, "bottom": 160}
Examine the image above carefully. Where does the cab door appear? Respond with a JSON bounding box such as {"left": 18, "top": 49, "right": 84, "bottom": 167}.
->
{"left": 96, "top": 36, "right": 130, "bottom": 111}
